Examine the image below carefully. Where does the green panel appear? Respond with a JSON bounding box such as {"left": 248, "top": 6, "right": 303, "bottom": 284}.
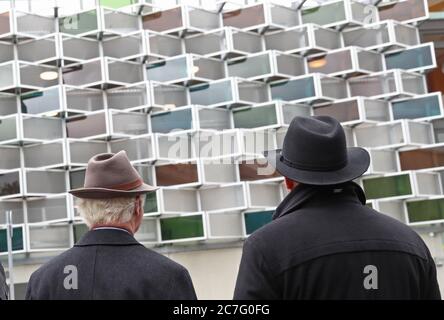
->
{"left": 73, "top": 224, "right": 89, "bottom": 243}
{"left": 144, "top": 191, "right": 158, "bottom": 213}
{"left": 407, "top": 199, "right": 444, "bottom": 223}
{"left": 100, "top": 0, "right": 137, "bottom": 8}
{"left": 0, "top": 227, "right": 24, "bottom": 252}
{"left": 233, "top": 105, "right": 277, "bottom": 128}
{"left": 244, "top": 210, "right": 273, "bottom": 235}
{"left": 160, "top": 215, "right": 204, "bottom": 241}
{"left": 302, "top": 2, "right": 346, "bottom": 25}
{"left": 363, "top": 174, "right": 412, "bottom": 199}
{"left": 59, "top": 10, "right": 98, "bottom": 35}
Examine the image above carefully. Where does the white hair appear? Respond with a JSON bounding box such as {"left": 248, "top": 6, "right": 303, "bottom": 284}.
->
{"left": 77, "top": 195, "right": 146, "bottom": 228}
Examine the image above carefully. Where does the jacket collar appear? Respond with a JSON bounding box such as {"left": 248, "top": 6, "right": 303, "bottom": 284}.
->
{"left": 75, "top": 228, "right": 142, "bottom": 247}
{"left": 273, "top": 181, "right": 366, "bottom": 220}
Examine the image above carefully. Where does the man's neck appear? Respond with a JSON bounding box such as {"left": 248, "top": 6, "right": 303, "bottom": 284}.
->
{"left": 91, "top": 224, "right": 134, "bottom": 235}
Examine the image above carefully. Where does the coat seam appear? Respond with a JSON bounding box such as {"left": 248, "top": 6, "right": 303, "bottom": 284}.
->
{"left": 267, "top": 237, "right": 427, "bottom": 261}
{"left": 272, "top": 249, "right": 431, "bottom": 280}
{"left": 247, "top": 239, "right": 280, "bottom": 298}
{"left": 268, "top": 245, "right": 428, "bottom": 279}
{"left": 91, "top": 246, "right": 98, "bottom": 300}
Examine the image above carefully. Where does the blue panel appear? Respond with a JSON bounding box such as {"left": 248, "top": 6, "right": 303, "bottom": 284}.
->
{"left": 146, "top": 56, "right": 188, "bottom": 82}
{"left": 385, "top": 46, "right": 433, "bottom": 71}
{"left": 151, "top": 108, "right": 192, "bottom": 133}
{"left": 190, "top": 80, "right": 233, "bottom": 105}
{"left": 270, "top": 77, "right": 315, "bottom": 101}
{"left": 392, "top": 95, "right": 441, "bottom": 120}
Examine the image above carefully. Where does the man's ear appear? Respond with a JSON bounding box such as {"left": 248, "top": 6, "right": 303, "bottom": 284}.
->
{"left": 135, "top": 195, "right": 142, "bottom": 216}
{"left": 285, "top": 177, "right": 294, "bottom": 190}
{"left": 285, "top": 177, "right": 299, "bottom": 191}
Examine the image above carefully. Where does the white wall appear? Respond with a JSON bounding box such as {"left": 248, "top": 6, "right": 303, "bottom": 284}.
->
{"left": 166, "top": 247, "right": 243, "bottom": 300}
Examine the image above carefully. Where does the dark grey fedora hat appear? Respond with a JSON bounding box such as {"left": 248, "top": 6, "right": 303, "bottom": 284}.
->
{"left": 69, "top": 150, "right": 157, "bottom": 199}
{"left": 265, "top": 116, "right": 370, "bottom": 185}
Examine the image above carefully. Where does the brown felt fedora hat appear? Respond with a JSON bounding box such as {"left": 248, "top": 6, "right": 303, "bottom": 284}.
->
{"left": 69, "top": 151, "right": 157, "bottom": 199}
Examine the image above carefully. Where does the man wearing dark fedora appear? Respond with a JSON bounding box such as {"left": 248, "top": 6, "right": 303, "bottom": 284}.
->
{"left": 234, "top": 116, "right": 441, "bottom": 299}
{"left": 25, "top": 151, "right": 197, "bottom": 300}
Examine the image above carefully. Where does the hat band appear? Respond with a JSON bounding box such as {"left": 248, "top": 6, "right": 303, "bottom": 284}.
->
{"left": 280, "top": 154, "right": 347, "bottom": 172}
{"left": 103, "top": 178, "right": 143, "bottom": 191}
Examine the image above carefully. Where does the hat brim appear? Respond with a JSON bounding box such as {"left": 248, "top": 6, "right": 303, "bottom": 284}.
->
{"left": 265, "top": 147, "right": 370, "bottom": 186}
{"left": 69, "top": 183, "right": 158, "bottom": 199}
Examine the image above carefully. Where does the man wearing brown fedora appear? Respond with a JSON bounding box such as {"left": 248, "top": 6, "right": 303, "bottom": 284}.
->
{"left": 25, "top": 151, "right": 197, "bottom": 300}
{"left": 234, "top": 116, "right": 441, "bottom": 300}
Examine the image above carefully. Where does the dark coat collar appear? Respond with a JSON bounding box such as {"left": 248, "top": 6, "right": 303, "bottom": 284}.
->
{"left": 75, "top": 228, "right": 142, "bottom": 247}
{"left": 273, "top": 181, "right": 366, "bottom": 220}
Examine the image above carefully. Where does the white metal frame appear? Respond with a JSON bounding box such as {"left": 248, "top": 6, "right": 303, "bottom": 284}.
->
{"left": 264, "top": 23, "right": 342, "bottom": 55}
{"left": 22, "top": 139, "right": 67, "bottom": 169}
{"left": 313, "top": 96, "right": 390, "bottom": 126}
{"left": 109, "top": 133, "right": 156, "bottom": 164}
{"left": 342, "top": 19, "right": 420, "bottom": 52}
{"left": 146, "top": 53, "right": 226, "bottom": 85}
{"left": 378, "top": 0, "right": 429, "bottom": 24}
{"left": 301, "top": 0, "right": 379, "bottom": 29}
{"left": 347, "top": 69, "right": 427, "bottom": 100}
{"left": 0, "top": 8, "right": 55, "bottom": 41}
{"left": 270, "top": 73, "right": 348, "bottom": 105}
{"left": 142, "top": 4, "right": 223, "bottom": 36}
{"left": 222, "top": 2, "right": 301, "bottom": 33}
{"left": 353, "top": 119, "right": 434, "bottom": 149}
{"left": 227, "top": 49, "right": 306, "bottom": 81}
{"left": 306, "top": 46, "right": 384, "bottom": 77}
{"left": 189, "top": 77, "right": 270, "bottom": 108}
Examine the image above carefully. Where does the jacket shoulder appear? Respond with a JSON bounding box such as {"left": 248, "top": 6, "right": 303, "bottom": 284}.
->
{"left": 135, "top": 245, "right": 190, "bottom": 273}
{"left": 251, "top": 204, "right": 426, "bottom": 247}
{"left": 31, "top": 244, "right": 189, "bottom": 280}
{"left": 30, "top": 247, "right": 78, "bottom": 278}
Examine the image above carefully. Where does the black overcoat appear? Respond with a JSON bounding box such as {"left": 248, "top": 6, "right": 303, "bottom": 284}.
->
{"left": 234, "top": 182, "right": 441, "bottom": 300}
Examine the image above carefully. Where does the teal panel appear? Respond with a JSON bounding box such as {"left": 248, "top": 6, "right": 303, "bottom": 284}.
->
{"left": 244, "top": 210, "right": 273, "bottom": 235}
